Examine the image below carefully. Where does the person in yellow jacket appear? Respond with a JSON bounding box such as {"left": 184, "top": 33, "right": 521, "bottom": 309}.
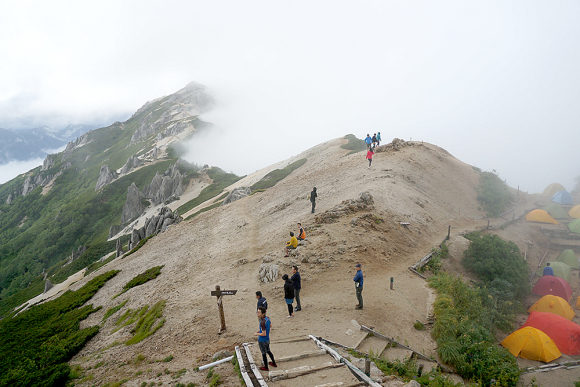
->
{"left": 284, "top": 232, "right": 298, "bottom": 257}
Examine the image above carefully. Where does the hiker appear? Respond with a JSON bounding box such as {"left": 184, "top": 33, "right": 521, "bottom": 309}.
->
{"left": 291, "top": 265, "right": 302, "bottom": 311}
{"left": 353, "top": 263, "right": 364, "bottom": 309}
{"left": 284, "top": 232, "right": 298, "bottom": 257}
{"left": 543, "top": 262, "right": 554, "bottom": 276}
{"left": 310, "top": 187, "right": 317, "bottom": 214}
{"left": 372, "top": 133, "right": 378, "bottom": 148}
{"left": 282, "top": 274, "right": 295, "bottom": 318}
{"left": 297, "top": 223, "right": 306, "bottom": 240}
{"left": 365, "top": 134, "right": 372, "bottom": 150}
{"left": 256, "top": 291, "right": 268, "bottom": 310}
{"left": 366, "top": 147, "right": 374, "bottom": 168}
{"left": 377, "top": 132, "right": 381, "bottom": 146}
{"left": 255, "top": 306, "right": 277, "bottom": 371}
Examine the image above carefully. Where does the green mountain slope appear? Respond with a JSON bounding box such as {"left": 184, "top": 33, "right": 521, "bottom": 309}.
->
{"left": 0, "top": 82, "right": 224, "bottom": 316}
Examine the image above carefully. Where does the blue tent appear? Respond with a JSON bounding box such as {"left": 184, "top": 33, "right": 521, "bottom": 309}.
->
{"left": 552, "top": 190, "right": 574, "bottom": 205}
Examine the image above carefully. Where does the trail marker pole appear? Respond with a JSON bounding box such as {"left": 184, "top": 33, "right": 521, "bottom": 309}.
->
{"left": 211, "top": 285, "right": 237, "bottom": 334}
{"left": 390, "top": 277, "right": 394, "bottom": 290}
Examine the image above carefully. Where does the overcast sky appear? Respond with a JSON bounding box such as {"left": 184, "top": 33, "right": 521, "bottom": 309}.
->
{"left": 1, "top": 1, "right": 579, "bottom": 193}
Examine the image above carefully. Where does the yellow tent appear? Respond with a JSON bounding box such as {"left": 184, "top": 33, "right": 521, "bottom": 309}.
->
{"left": 569, "top": 205, "right": 580, "bottom": 219}
{"left": 541, "top": 183, "right": 566, "bottom": 198}
{"left": 501, "top": 327, "right": 561, "bottom": 362}
{"left": 525, "top": 209, "right": 559, "bottom": 224}
{"left": 528, "top": 295, "right": 576, "bottom": 320}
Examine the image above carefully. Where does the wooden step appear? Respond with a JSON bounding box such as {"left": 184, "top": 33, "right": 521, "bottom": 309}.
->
{"left": 380, "top": 346, "right": 413, "bottom": 362}
{"left": 355, "top": 335, "right": 389, "bottom": 357}
{"left": 269, "top": 362, "right": 345, "bottom": 381}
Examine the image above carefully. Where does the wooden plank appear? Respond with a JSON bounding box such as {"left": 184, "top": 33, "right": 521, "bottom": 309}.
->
{"left": 314, "top": 383, "right": 364, "bottom": 387}
{"left": 275, "top": 349, "right": 327, "bottom": 363}
{"left": 309, "top": 335, "right": 383, "bottom": 387}
{"left": 235, "top": 346, "right": 254, "bottom": 387}
{"left": 360, "top": 325, "right": 432, "bottom": 362}
{"left": 269, "top": 336, "right": 311, "bottom": 344}
{"left": 243, "top": 343, "right": 269, "bottom": 387}
{"left": 269, "top": 362, "right": 344, "bottom": 381}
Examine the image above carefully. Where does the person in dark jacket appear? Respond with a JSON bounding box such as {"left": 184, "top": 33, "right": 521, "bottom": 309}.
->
{"left": 310, "top": 187, "right": 317, "bottom": 214}
{"left": 282, "top": 274, "right": 294, "bottom": 318}
{"left": 353, "top": 263, "right": 364, "bottom": 309}
{"left": 256, "top": 291, "right": 268, "bottom": 310}
{"left": 291, "top": 266, "right": 301, "bottom": 311}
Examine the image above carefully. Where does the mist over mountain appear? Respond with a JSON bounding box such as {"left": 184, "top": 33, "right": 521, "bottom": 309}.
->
{"left": 0, "top": 124, "right": 98, "bottom": 164}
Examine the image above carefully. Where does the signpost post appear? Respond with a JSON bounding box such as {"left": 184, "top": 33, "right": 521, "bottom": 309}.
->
{"left": 211, "top": 285, "right": 237, "bottom": 334}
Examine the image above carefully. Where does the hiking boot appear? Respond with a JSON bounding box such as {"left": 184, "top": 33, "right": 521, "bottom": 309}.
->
{"left": 295, "top": 307, "right": 301, "bottom": 311}
{"left": 355, "top": 305, "right": 363, "bottom": 310}
{"left": 269, "top": 362, "right": 277, "bottom": 367}
{"left": 284, "top": 255, "right": 289, "bottom": 257}
{"left": 259, "top": 366, "right": 269, "bottom": 371}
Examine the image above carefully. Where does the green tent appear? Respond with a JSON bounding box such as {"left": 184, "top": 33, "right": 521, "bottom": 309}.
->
{"left": 542, "top": 204, "right": 571, "bottom": 219}
{"left": 537, "top": 261, "right": 571, "bottom": 283}
{"left": 569, "top": 219, "right": 580, "bottom": 234}
{"left": 557, "top": 250, "right": 580, "bottom": 269}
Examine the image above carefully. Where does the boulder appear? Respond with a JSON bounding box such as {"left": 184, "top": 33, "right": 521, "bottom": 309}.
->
{"left": 212, "top": 350, "right": 232, "bottom": 360}
{"left": 259, "top": 264, "right": 279, "bottom": 283}
{"left": 160, "top": 218, "right": 174, "bottom": 233}
{"left": 95, "top": 164, "right": 117, "bottom": 191}
{"left": 145, "top": 215, "right": 160, "bottom": 237}
{"left": 222, "top": 187, "right": 252, "bottom": 206}
{"left": 131, "top": 228, "right": 141, "bottom": 247}
{"left": 121, "top": 183, "right": 146, "bottom": 224}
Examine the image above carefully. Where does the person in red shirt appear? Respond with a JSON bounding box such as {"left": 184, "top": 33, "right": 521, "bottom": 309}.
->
{"left": 366, "top": 148, "right": 374, "bottom": 168}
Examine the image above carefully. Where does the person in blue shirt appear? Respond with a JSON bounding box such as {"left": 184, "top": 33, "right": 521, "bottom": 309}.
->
{"left": 376, "top": 132, "right": 381, "bottom": 146}
{"left": 353, "top": 263, "right": 364, "bottom": 309}
{"left": 255, "top": 307, "right": 277, "bottom": 371}
{"left": 364, "top": 134, "right": 372, "bottom": 150}
{"left": 256, "top": 291, "right": 268, "bottom": 310}
{"left": 543, "top": 262, "right": 554, "bottom": 276}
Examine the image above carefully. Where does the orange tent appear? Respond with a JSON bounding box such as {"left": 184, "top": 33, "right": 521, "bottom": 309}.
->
{"left": 532, "top": 275, "right": 573, "bottom": 301}
{"left": 525, "top": 209, "right": 558, "bottom": 224}
{"left": 528, "top": 295, "right": 576, "bottom": 321}
{"left": 501, "top": 327, "right": 561, "bottom": 362}
{"left": 570, "top": 205, "right": 580, "bottom": 219}
{"left": 521, "top": 311, "right": 580, "bottom": 355}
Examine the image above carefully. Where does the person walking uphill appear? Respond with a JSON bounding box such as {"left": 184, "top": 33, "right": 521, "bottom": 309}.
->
{"left": 282, "top": 274, "right": 294, "bottom": 318}
{"left": 354, "top": 263, "right": 364, "bottom": 309}
{"left": 366, "top": 147, "right": 374, "bottom": 168}
{"left": 255, "top": 307, "right": 277, "bottom": 371}
{"left": 291, "top": 265, "right": 302, "bottom": 311}
{"left": 310, "top": 187, "right": 317, "bottom": 214}
{"left": 256, "top": 291, "right": 268, "bottom": 310}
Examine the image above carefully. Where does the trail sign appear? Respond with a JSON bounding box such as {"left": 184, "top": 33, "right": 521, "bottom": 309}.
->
{"left": 211, "top": 285, "right": 237, "bottom": 334}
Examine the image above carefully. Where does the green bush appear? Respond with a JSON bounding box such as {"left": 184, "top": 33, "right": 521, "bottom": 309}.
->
{"left": 103, "top": 300, "right": 128, "bottom": 322}
{"left": 0, "top": 270, "right": 119, "bottom": 387}
{"left": 477, "top": 171, "right": 512, "bottom": 217}
{"left": 428, "top": 273, "right": 520, "bottom": 386}
{"left": 341, "top": 134, "right": 367, "bottom": 155}
{"left": 250, "top": 158, "right": 307, "bottom": 191}
{"left": 463, "top": 232, "right": 529, "bottom": 302}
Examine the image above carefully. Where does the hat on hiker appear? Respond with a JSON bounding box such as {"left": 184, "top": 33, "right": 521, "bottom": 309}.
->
{"left": 282, "top": 274, "right": 289, "bottom": 280}
{"left": 355, "top": 263, "right": 361, "bottom": 268}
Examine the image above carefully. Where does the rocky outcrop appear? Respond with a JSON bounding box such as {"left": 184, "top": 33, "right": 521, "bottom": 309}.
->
{"left": 130, "top": 82, "right": 214, "bottom": 144}
{"left": 314, "top": 192, "right": 374, "bottom": 224}
{"left": 120, "top": 155, "right": 142, "bottom": 175}
{"left": 95, "top": 164, "right": 117, "bottom": 191}
{"left": 127, "top": 207, "right": 181, "bottom": 250}
{"left": 62, "top": 130, "right": 92, "bottom": 161}
{"left": 121, "top": 183, "right": 146, "bottom": 224}
{"left": 41, "top": 154, "right": 57, "bottom": 171}
{"left": 222, "top": 187, "right": 251, "bottom": 206}
{"left": 22, "top": 174, "right": 53, "bottom": 196}
{"left": 64, "top": 245, "right": 87, "bottom": 266}
{"left": 43, "top": 279, "right": 53, "bottom": 294}
{"left": 142, "top": 162, "right": 184, "bottom": 205}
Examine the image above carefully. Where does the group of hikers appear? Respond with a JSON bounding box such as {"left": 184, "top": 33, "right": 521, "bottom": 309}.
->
{"left": 254, "top": 139, "right": 377, "bottom": 371}
{"left": 365, "top": 133, "right": 381, "bottom": 168}
{"left": 254, "top": 259, "right": 365, "bottom": 371}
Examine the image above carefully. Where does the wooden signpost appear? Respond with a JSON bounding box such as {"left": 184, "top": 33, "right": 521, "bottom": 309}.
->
{"left": 211, "top": 285, "right": 237, "bottom": 334}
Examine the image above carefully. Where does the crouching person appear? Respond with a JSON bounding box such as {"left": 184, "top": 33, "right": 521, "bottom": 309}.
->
{"left": 284, "top": 231, "right": 298, "bottom": 257}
